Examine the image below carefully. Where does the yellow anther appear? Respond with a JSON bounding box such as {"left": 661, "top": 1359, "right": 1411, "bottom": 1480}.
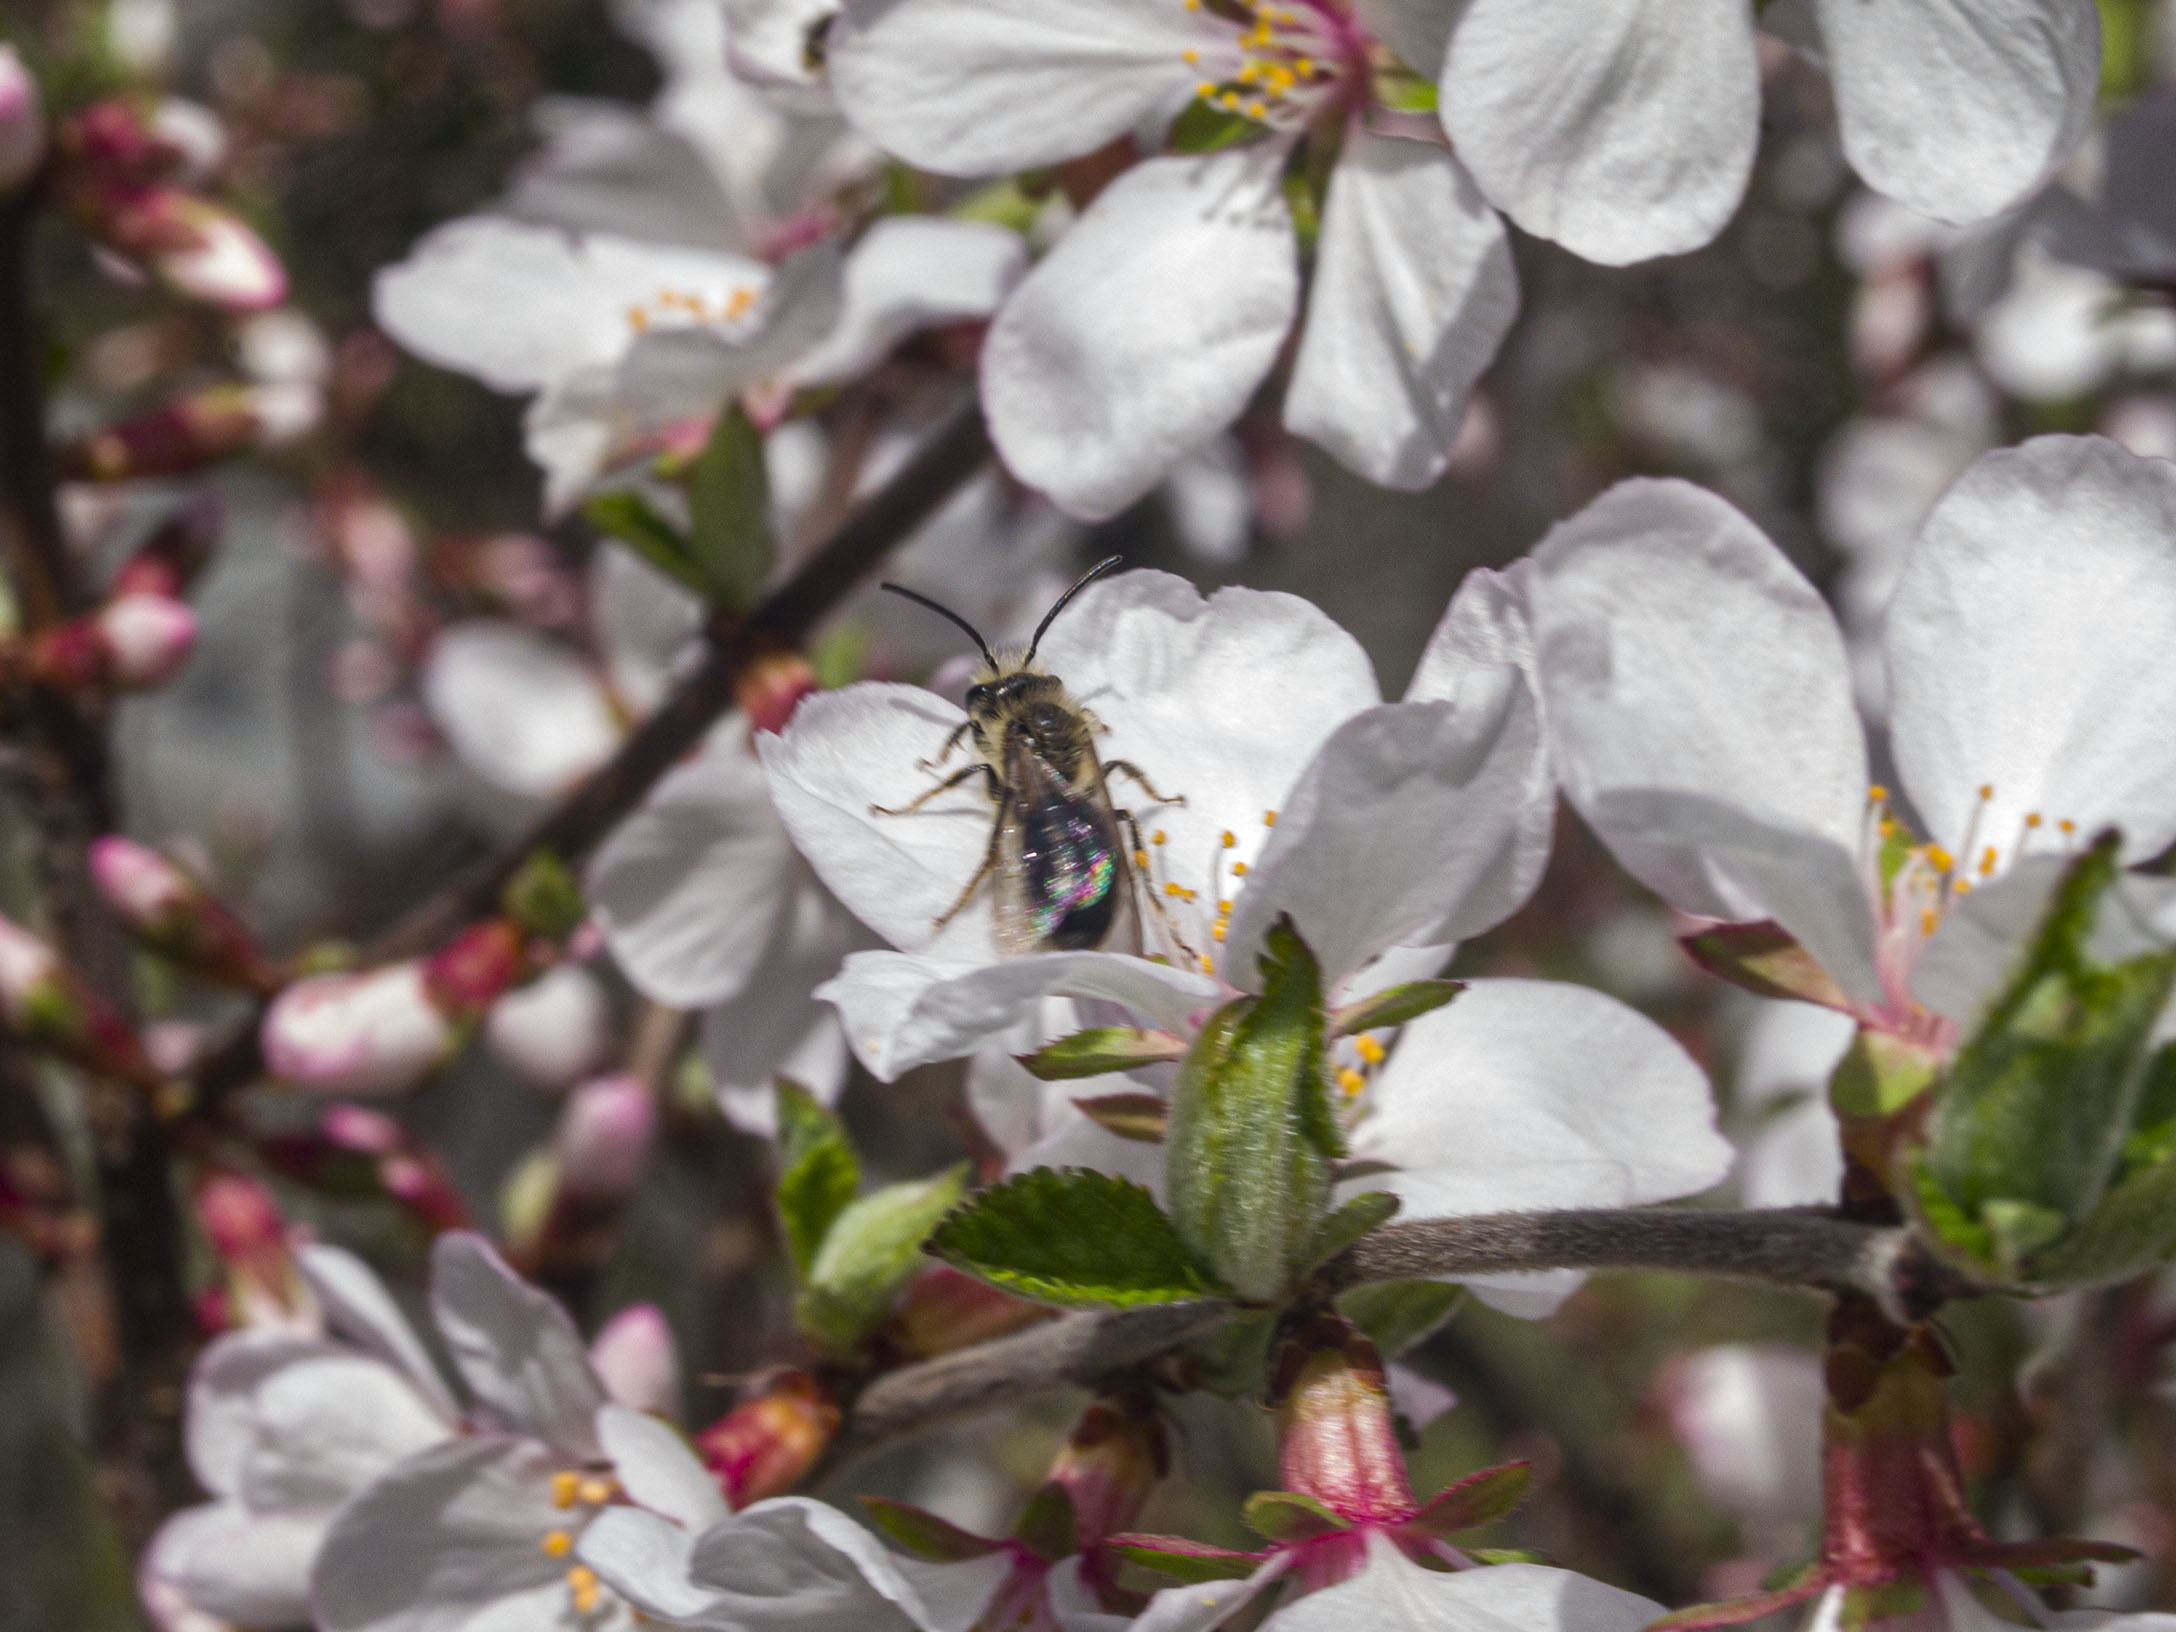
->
{"left": 1978, "top": 783, "right": 1994, "bottom": 800}
{"left": 627, "top": 305, "right": 650, "bottom": 332}
{"left": 577, "top": 1477, "right": 615, "bottom": 1506}
{"left": 1217, "top": 899, "right": 1233, "bottom": 914}
{"left": 542, "top": 1530, "right": 573, "bottom": 1559}
{"left": 1212, "top": 923, "right": 1227, "bottom": 942}
{"left": 1165, "top": 882, "right": 1184, "bottom": 897}
{"left": 567, "top": 1565, "right": 600, "bottom": 1615}
{"left": 1133, "top": 849, "right": 1150, "bottom": 867}
{"left": 1152, "top": 830, "right": 1167, "bottom": 845}
{"left": 1236, "top": 61, "right": 1259, "bottom": 82}
{"left": 2059, "top": 819, "right": 2077, "bottom": 834}
{"left": 726, "top": 287, "right": 756, "bottom": 320}
{"left": 1926, "top": 846, "right": 1954, "bottom": 872}
{"left": 1200, "top": 955, "right": 1217, "bottom": 973}
{"left": 1196, "top": 80, "right": 1217, "bottom": 97}
{"left": 1979, "top": 847, "right": 1998, "bottom": 876}
{"left": 1868, "top": 783, "right": 1888, "bottom": 801}
{"left": 1231, "top": 862, "right": 1248, "bottom": 877}
{"left": 1244, "top": 100, "right": 1266, "bottom": 118}
{"left": 552, "top": 1472, "right": 580, "bottom": 1509}
{"left": 1183, "top": 47, "right": 1199, "bottom": 63}
{"left": 1221, "top": 830, "right": 1237, "bottom": 848}
{"left": 1920, "top": 908, "right": 1938, "bottom": 935}
{"left": 1217, "top": 91, "right": 1241, "bottom": 109}
{"left": 1263, "top": 810, "right": 1278, "bottom": 827}
{"left": 1337, "top": 1067, "right": 1366, "bottom": 1097}
{"left": 1955, "top": 879, "right": 1975, "bottom": 895}
{"left": 1354, "top": 1035, "right": 1386, "bottom": 1065}
{"left": 2025, "top": 813, "right": 2043, "bottom": 829}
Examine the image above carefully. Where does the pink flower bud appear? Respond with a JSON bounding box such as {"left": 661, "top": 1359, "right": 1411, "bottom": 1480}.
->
{"left": 111, "top": 496, "right": 220, "bottom": 600}
{"left": 0, "top": 912, "right": 158, "bottom": 1085}
{"left": 0, "top": 47, "right": 44, "bottom": 195}
{"left": 553, "top": 1073, "right": 656, "bottom": 1199}
{"left": 1273, "top": 1315, "right": 1414, "bottom": 1527}
{"left": 73, "top": 181, "right": 286, "bottom": 312}
{"left": 734, "top": 646, "right": 818, "bottom": 736}
{"left": 484, "top": 962, "right": 611, "bottom": 1091}
{"left": 90, "top": 836, "right": 272, "bottom": 988}
{"left": 261, "top": 961, "right": 457, "bottom": 1096}
{"left": 93, "top": 593, "right": 197, "bottom": 687}
{"left": 697, "top": 1371, "right": 840, "bottom": 1507}
{"left": 320, "top": 1102, "right": 403, "bottom": 1154}
{"left": 590, "top": 1303, "right": 680, "bottom": 1417}
{"left": 420, "top": 919, "right": 529, "bottom": 1019}
{"left": 890, "top": 1264, "right": 1052, "bottom": 1359}
{"left": 1046, "top": 1399, "right": 1166, "bottom": 1548}
{"left": 59, "top": 383, "right": 266, "bottom": 482}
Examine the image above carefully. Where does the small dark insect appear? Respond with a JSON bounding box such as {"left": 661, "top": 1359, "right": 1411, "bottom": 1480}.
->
{"left": 872, "top": 556, "right": 1183, "bottom": 954}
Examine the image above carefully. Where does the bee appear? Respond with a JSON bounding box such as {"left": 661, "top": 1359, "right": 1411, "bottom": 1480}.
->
{"left": 872, "top": 556, "right": 1183, "bottom": 954}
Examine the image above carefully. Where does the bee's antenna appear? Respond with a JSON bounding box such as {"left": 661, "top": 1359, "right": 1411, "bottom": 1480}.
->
{"left": 1023, "top": 555, "right": 1123, "bottom": 666}
{"left": 877, "top": 581, "right": 997, "bottom": 668}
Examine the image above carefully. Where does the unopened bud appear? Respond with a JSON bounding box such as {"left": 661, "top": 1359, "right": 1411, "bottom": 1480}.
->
{"left": 1272, "top": 1315, "right": 1413, "bottom": 1525}
{"left": 889, "top": 1264, "right": 1053, "bottom": 1358}
{"left": 484, "top": 962, "right": 611, "bottom": 1091}
{"left": 697, "top": 1371, "right": 840, "bottom": 1506}
{"left": 554, "top": 1073, "right": 657, "bottom": 1200}
{"left": 0, "top": 913, "right": 158, "bottom": 1086}
{"left": 421, "top": 918, "right": 530, "bottom": 1021}
{"left": 0, "top": 47, "right": 45, "bottom": 195}
{"left": 75, "top": 181, "right": 286, "bottom": 312}
{"left": 58, "top": 383, "right": 286, "bottom": 482}
{"left": 1045, "top": 1400, "right": 1166, "bottom": 1547}
{"left": 261, "top": 960, "right": 457, "bottom": 1096}
{"left": 112, "top": 496, "right": 221, "bottom": 600}
{"left": 734, "top": 646, "right": 817, "bottom": 735}
{"left": 23, "top": 594, "right": 197, "bottom": 692}
{"left": 590, "top": 1303, "right": 680, "bottom": 1417}
{"left": 194, "top": 1167, "right": 311, "bottom": 1328}
{"left": 89, "top": 836, "right": 275, "bottom": 990}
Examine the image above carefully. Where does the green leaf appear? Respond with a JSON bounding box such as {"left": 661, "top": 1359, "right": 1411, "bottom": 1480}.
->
{"left": 1304, "top": 1191, "right": 1399, "bottom": 1269}
{"left": 583, "top": 491, "right": 710, "bottom": 599}
{"left": 1166, "top": 917, "right": 1340, "bottom": 1303}
{"left": 1018, "top": 1027, "right": 1188, "bottom": 1080}
{"left": 797, "top": 1165, "right": 967, "bottom": 1354}
{"left": 1107, "top": 1539, "right": 1263, "bottom": 1584}
{"left": 1403, "top": 1461, "right": 1532, "bottom": 1538}
{"left": 859, "top": 1497, "right": 1002, "bottom": 1562}
{"left": 499, "top": 849, "right": 586, "bottom": 941}
{"left": 1167, "top": 98, "right": 1268, "bottom": 153}
{"left": 1335, "top": 1279, "right": 1462, "bottom": 1359}
{"left": 1010, "top": 1482, "right": 1076, "bottom": 1562}
{"left": 1074, "top": 1093, "right": 1169, "bottom": 1143}
{"left": 684, "top": 405, "right": 772, "bottom": 612}
{"left": 1242, "top": 1490, "right": 1347, "bottom": 1543}
{"left": 1680, "top": 920, "right": 1852, "bottom": 1010}
{"left": 773, "top": 1080, "right": 859, "bottom": 1279}
{"left": 1920, "top": 834, "right": 2176, "bottom": 1284}
{"left": 1328, "top": 980, "right": 1464, "bottom": 1038}
{"left": 927, "top": 1168, "right": 1226, "bottom": 1310}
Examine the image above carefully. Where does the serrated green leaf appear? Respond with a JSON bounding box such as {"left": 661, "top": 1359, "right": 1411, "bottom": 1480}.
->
{"left": 1328, "top": 980, "right": 1464, "bottom": 1038}
{"left": 583, "top": 491, "right": 710, "bottom": 599}
{"left": 773, "top": 1080, "right": 859, "bottom": 1279}
{"left": 1167, "top": 98, "right": 1268, "bottom": 153}
{"left": 1018, "top": 1027, "right": 1188, "bottom": 1080}
{"left": 860, "top": 1497, "right": 1002, "bottom": 1562}
{"left": 1305, "top": 1191, "right": 1399, "bottom": 1269}
{"left": 1167, "top": 917, "right": 1339, "bottom": 1303}
{"left": 685, "top": 405, "right": 772, "bottom": 612}
{"left": 1242, "top": 1490, "right": 1346, "bottom": 1542}
{"left": 929, "top": 1168, "right": 1224, "bottom": 1309}
{"left": 798, "top": 1165, "right": 966, "bottom": 1354}
{"left": 1335, "top": 1279, "right": 1462, "bottom": 1359}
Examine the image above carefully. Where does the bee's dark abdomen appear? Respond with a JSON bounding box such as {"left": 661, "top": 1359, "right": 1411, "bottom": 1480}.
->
{"left": 1019, "top": 791, "right": 1119, "bottom": 949}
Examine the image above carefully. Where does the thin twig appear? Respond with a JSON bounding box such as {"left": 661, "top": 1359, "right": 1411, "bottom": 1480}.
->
{"left": 826, "top": 1209, "right": 1967, "bottom": 1470}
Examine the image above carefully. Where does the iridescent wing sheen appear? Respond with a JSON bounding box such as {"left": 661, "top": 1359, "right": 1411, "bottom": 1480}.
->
{"left": 993, "top": 737, "right": 1134, "bottom": 955}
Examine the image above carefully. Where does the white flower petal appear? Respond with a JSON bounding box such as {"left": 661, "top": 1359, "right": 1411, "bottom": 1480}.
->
{"left": 429, "top": 1233, "right": 606, "bottom": 1459}
{"left": 1223, "top": 689, "right": 1544, "bottom": 991}
{"left": 596, "top": 1404, "right": 730, "bottom": 1532}
{"left": 590, "top": 542, "right": 702, "bottom": 718}
{"left": 1284, "top": 134, "right": 1517, "bottom": 490}
{"left": 1043, "top": 1557, "right": 1133, "bottom": 1632}
{"left": 185, "top": 1331, "right": 343, "bottom": 1499}
{"left": 1273, "top": 1536, "right": 1662, "bottom": 1632}
{"left": 524, "top": 367, "right": 620, "bottom": 519}
{"left": 827, "top": 0, "right": 1226, "bottom": 175}
{"left": 983, "top": 146, "right": 1298, "bottom": 521}
{"left": 1352, "top": 0, "right": 1450, "bottom": 76}
{"left": 1738, "top": 1096, "right": 1845, "bottom": 1210}
{"left": 1528, "top": 477, "right": 1880, "bottom": 1001}
{"left": 237, "top": 1353, "right": 453, "bottom": 1512}
{"left": 293, "top": 1244, "right": 460, "bottom": 1420}
{"left": 578, "top": 1507, "right": 737, "bottom": 1627}
{"left": 1666, "top": 1345, "right": 1825, "bottom": 1527}
{"left": 819, "top": 946, "right": 1220, "bottom": 1079}
{"left": 1440, "top": 0, "right": 1759, "bottom": 265}
{"left": 150, "top": 1503, "right": 325, "bottom": 1630}
{"left": 588, "top": 743, "right": 802, "bottom": 1009}
{"left": 486, "top": 963, "right": 614, "bottom": 1093}
{"left": 312, "top": 1437, "right": 569, "bottom": 1632}
{"left": 422, "top": 623, "right": 619, "bottom": 801}
{"left": 687, "top": 1498, "right": 1012, "bottom": 1630}
{"left": 1348, "top": 978, "right": 1731, "bottom": 1310}
{"left": 1814, "top": 0, "right": 2098, "bottom": 225}
{"left": 1125, "top": 1557, "right": 1286, "bottom": 1632}
{"left": 614, "top": 242, "right": 842, "bottom": 433}
{"left": 700, "top": 887, "right": 859, "bottom": 1135}
{"left": 502, "top": 99, "right": 745, "bottom": 251}
{"left": 1736, "top": 1000, "right": 1857, "bottom": 1109}
{"left": 786, "top": 217, "right": 1026, "bottom": 386}
{"left": 1886, "top": 436, "right": 2176, "bottom": 868}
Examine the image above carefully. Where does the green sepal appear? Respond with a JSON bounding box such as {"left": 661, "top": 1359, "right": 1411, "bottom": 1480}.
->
{"left": 1828, "top": 1029, "right": 1940, "bottom": 1118}
{"left": 1335, "top": 1279, "right": 1462, "bottom": 1359}
{"left": 859, "top": 1497, "right": 1003, "bottom": 1562}
{"left": 1010, "top": 1482, "right": 1077, "bottom": 1563}
{"left": 499, "top": 849, "right": 586, "bottom": 941}
{"left": 1402, "top": 1461, "right": 1532, "bottom": 1538}
{"left": 1074, "top": 1093, "right": 1170, "bottom": 1143}
{"left": 1242, "top": 1490, "right": 1347, "bottom": 1543}
{"left": 796, "top": 1165, "right": 967, "bottom": 1355}
{"left": 927, "top": 1167, "right": 1226, "bottom": 1310}
{"left": 1166, "top": 916, "right": 1341, "bottom": 1303}
{"left": 1839, "top": 1579, "right": 1926, "bottom": 1629}
{"left": 1018, "top": 1027, "right": 1189, "bottom": 1080}
{"left": 685, "top": 405, "right": 772, "bottom": 612}
{"left": 1370, "top": 63, "right": 1438, "bottom": 112}
{"left": 773, "top": 1079, "right": 859, "bottom": 1279}
{"left": 948, "top": 179, "right": 1042, "bottom": 233}
{"left": 1107, "top": 1538, "right": 1264, "bottom": 1584}
{"left": 1464, "top": 1548, "right": 1553, "bottom": 1567}
{"left": 583, "top": 490, "right": 711, "bottom": 600}
{"left": 1167, "top": 99, "right": 1268, "bottom": 153}
{"left": 1328, "top": 980, "right": 1463, "bottom": 1039}
{"left": 1681, "top": 920, "right": 1852, "bottom": 1010}
{"left": 2003, "top": 1563, "right": 2097, "bottom": 1588}
{"left": 1304, "top": 1190, "right": 1400, "bottom": 1270}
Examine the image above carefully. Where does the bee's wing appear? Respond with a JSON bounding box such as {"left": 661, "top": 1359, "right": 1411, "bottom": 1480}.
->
{"left": 997, "top": 738, "right": 1134, "bottom": 955}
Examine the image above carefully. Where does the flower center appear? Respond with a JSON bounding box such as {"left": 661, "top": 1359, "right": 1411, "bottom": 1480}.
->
{"left": 624, "top": 283, "right": 759, "bottom": 337}
{"left": 1179, "top": 0, "right": 1362, "bottom": 131}
{"left": 540, "top": 1470, "right": 621, "bottom": 1618}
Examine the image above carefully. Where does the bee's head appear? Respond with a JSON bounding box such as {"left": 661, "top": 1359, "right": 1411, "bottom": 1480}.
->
{"left": 878, "top": 557, "right": 1125, "bottom": 710}
{"left": 963, "top": 664, "right": 1063, "bottom": 725}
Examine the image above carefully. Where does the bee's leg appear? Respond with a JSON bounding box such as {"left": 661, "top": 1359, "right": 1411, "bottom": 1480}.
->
{"left": 1105, "top": 761, "right": 1186, "bottom": 807}
{"left": 915, "top": 721, "right": 973, "bottom": 773}
{"left": 932, "top": 815, "right": 1007, "bottom": 930}
{"left": 871, "top": 763, "right": 998, "bottom": 817}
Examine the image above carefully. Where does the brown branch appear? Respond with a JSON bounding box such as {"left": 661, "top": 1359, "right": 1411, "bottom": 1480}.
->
{"left": 825, "top": 1208, "right": 1968, "bottom": 1471}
